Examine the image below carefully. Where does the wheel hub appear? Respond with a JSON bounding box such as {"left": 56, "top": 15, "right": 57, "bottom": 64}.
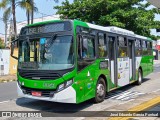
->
{"left": 97, "top": 83, "right": 105, "bottom": 97}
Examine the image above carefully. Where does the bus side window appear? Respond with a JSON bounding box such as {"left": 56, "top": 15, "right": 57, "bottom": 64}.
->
{"left": 77, "top": 35, "right": 95, "bottom": 59}
{"left": 118, "top": 36, "right": 128, "bottom": 57}
{"left": 98, "top": 33, "right": 108, "bottom": 58}
{"left": 135, "top": 39, "right": 142, "bottom": 56}
{"left": 82, "top": 36, "right": 95, "bottom": 59}
{"left": 142, "top": 41, "right": 148, "bottom": 55}
{"left": 147, "top": 41, "right": 152, "bottom": 56}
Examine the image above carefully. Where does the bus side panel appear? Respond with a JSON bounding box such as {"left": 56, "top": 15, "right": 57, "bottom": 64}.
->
{"left": 135, "top": 57, "right": 142, "bottom": 80}
{"left": 74, "top": 68, "right": 89, "bottom": 103}
{"left": 147, "top": 55, "right": 154, "bottom": 75}
{"left": 74, "top": 59, "right": 112, "bottom": 103}
{"left": 140, "top": 56, "right": 148, "bottom": 77}
{"left": 117, "top": 57, "right": 130, "bottom": 87}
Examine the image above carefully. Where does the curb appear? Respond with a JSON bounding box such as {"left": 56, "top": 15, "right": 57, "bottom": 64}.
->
{"left": 0, "top": 79, "right": 17, "bottom": 83}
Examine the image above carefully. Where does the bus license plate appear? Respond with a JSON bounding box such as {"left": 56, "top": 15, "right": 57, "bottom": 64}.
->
{"left": 31, "top": 91, "right": 42, "bottom": 97}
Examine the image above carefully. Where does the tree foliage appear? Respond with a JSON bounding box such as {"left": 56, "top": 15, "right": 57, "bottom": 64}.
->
{"left": 17, "top": 0, "right": 38, "bottom": 25}
{"left": 0, "top": 0, "right": 17, "bottom": 37}
{"left": 55, "top": 0, "right": 160, "bottom": 39}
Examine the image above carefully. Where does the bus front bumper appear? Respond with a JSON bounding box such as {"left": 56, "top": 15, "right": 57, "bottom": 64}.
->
{"left": 17, "top": 83, "right": 76, "bottom": 103}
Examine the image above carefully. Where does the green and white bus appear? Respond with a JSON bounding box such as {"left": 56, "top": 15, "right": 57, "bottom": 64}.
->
{"left": 11, "top": 20, "right": 153, "bottom": 104}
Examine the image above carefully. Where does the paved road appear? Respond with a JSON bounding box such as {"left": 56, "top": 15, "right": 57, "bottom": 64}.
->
{"left": 149, "top": 104, "right": 160, "bottom": 111}
{"left": 0, "top": 62, "right": 159, "bottom": 120}
{"left": 0, "top": 81, "right": 17, "bottom": 102}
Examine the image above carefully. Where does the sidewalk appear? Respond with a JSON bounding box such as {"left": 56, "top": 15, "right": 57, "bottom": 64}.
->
{"left": 154, "top": 60, "right": 160, "bottom": 64}
{"left": 0, "top": 74, "right": 17, "bottom": 83}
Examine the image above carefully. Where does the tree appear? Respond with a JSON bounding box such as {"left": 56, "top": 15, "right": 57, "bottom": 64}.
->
{"left": 0, "top": 0, "right": 17, "bottom": 38}
{"left": 18, "top": 0, "right": 38, "bottom": 25}
{"left": 55, "top": 0, "right": 160, "bottom": 39}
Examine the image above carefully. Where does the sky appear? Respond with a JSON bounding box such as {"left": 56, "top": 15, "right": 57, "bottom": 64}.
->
{"left": 0, "top": 0, "right": 73, "bottom": 36}
{"left": 0, "top": 0, "right": 160, "bottom": 36}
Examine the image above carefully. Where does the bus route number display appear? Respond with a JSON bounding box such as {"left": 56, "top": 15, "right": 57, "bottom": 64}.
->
{"left": 21, "top": 22, "right": 71, "bottom": 35}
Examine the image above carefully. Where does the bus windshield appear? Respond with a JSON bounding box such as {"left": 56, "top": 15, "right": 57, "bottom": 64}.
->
{"left": 18, "top": 35, "right": 74, "bottom": 70}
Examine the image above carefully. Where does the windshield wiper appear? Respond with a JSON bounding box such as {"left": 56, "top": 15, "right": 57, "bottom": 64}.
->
{"left": 45, "top": 34, "right": 57, "bottom": 49}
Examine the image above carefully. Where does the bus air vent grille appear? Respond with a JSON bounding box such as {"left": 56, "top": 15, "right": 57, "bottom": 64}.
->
{"left": 18, "top": 70, "right": 61, "bottom": 80}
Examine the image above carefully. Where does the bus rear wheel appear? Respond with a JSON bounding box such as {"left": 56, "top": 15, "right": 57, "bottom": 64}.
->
{"left": 93, "top": 77, "right": 106, "bottom": 103}
{"left": 136, "top": 69, "right": 142, "bottom": 85}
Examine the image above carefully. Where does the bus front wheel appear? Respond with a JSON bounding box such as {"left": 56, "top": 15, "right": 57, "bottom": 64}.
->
{"left": 93, "top": 77, "right": 106, "bottom": 103}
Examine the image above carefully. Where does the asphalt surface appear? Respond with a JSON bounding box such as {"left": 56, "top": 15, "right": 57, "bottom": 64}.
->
{"left": 148, "top": 104, "right": 160, "bottom": 111}
{"left": 0, "top": 81, "right": 17, "bottom": 102}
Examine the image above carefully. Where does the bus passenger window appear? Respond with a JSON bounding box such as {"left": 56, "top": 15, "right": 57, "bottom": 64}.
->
{"left": 142, "top": 41, "right": 148, "bottom": 55}
{"left": 118, "top": 36, "right": 128, "bottom": 57}
{"left": 82, "top": 37, "right": 95, "bottom": 59}
{"left": 135, "top": 39, "right": 142, "bottom": 56}
{"left": 98, "top": 33, "right": 108, "bottom": 58}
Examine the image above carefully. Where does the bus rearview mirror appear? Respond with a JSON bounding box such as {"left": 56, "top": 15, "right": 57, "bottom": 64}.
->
{"left": 11, "top": 39, "right": 18, "bottom": 60}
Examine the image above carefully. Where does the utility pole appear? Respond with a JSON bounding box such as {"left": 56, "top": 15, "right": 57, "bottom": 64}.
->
{"left": 4, "top": 22, "right": 8, "bottom": 48}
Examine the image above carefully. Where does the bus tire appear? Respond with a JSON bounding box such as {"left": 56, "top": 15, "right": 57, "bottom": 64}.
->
{"left": 93, "top": 77, "right": 106, "bottom": 103}
{"left": 136, "top": 69, "right": 142, "bottom": 85}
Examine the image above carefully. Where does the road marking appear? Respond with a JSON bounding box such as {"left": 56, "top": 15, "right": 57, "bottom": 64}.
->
{"left": 0, "top": 100, "right": 11, "bottom": 104}
{"left": 153, "top": 89, "right": 160, "bottom": 93}
{"left": 0, "top": 99, "right": 16, "bottom": 104}
{"left": 110, "top": 91, "right": 144, "bottom": 101}
{"left": 74, "top": 117, "right": 85, "bottom": 120}
{"left": 118, "top": 99, "right": 134, "bottom": 105}
{"left": 108, "top": 96, "right": 160, "bottom": 120}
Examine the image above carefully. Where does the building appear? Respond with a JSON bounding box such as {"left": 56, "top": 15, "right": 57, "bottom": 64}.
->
{"left": 9, "top": 49, "right": 18, "bottom": 75}
{"left": 0, "top": 49, "right": 10, "bottom": 75}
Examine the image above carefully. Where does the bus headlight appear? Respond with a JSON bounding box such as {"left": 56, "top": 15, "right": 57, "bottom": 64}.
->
{"left": 57, "top": 79, "right": 73, "bottom": 92}
{"left": 57, "top": 83, "right": 65, "bottom": 92}
{"left": 66, "top": 79, "right": 73, "bottom": 87}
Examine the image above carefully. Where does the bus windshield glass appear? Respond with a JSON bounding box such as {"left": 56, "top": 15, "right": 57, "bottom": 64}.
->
{"left": 18, "top": 35, "right": 74, "bottom": 70}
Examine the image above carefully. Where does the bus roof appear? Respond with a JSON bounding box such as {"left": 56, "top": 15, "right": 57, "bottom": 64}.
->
{"left": 26, "top": 19, "right": 152, "bottom": 41}
{"left": 27, "top": 19, "right": 63, "bottom": 27}
{"left": 75, "top": 20, "right": 152, "bottom": 41}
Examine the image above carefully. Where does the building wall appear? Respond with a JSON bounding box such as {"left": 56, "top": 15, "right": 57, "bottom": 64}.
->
{"left": 9, "top": 48, "right": 18, "bottom": 75}
{"left": 0, "top": 49, "right": 10, "bottom": 75}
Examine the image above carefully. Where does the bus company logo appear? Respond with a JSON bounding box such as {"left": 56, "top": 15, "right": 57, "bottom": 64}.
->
{"left": 126, "top": 62, "right": 128, "bottom": 67}
{"left": 2, "top": 112, "right": 11, "bottom": 117}
{"left": 120, "top": 63, "right": 122, "bottom": 67}
{"left": 34, "top": 83, "right": 37, "bottom": 87}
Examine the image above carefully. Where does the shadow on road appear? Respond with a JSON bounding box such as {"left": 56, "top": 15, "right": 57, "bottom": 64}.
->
{"left": 16, "top": 97, "right": 94, "bottom": 112}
